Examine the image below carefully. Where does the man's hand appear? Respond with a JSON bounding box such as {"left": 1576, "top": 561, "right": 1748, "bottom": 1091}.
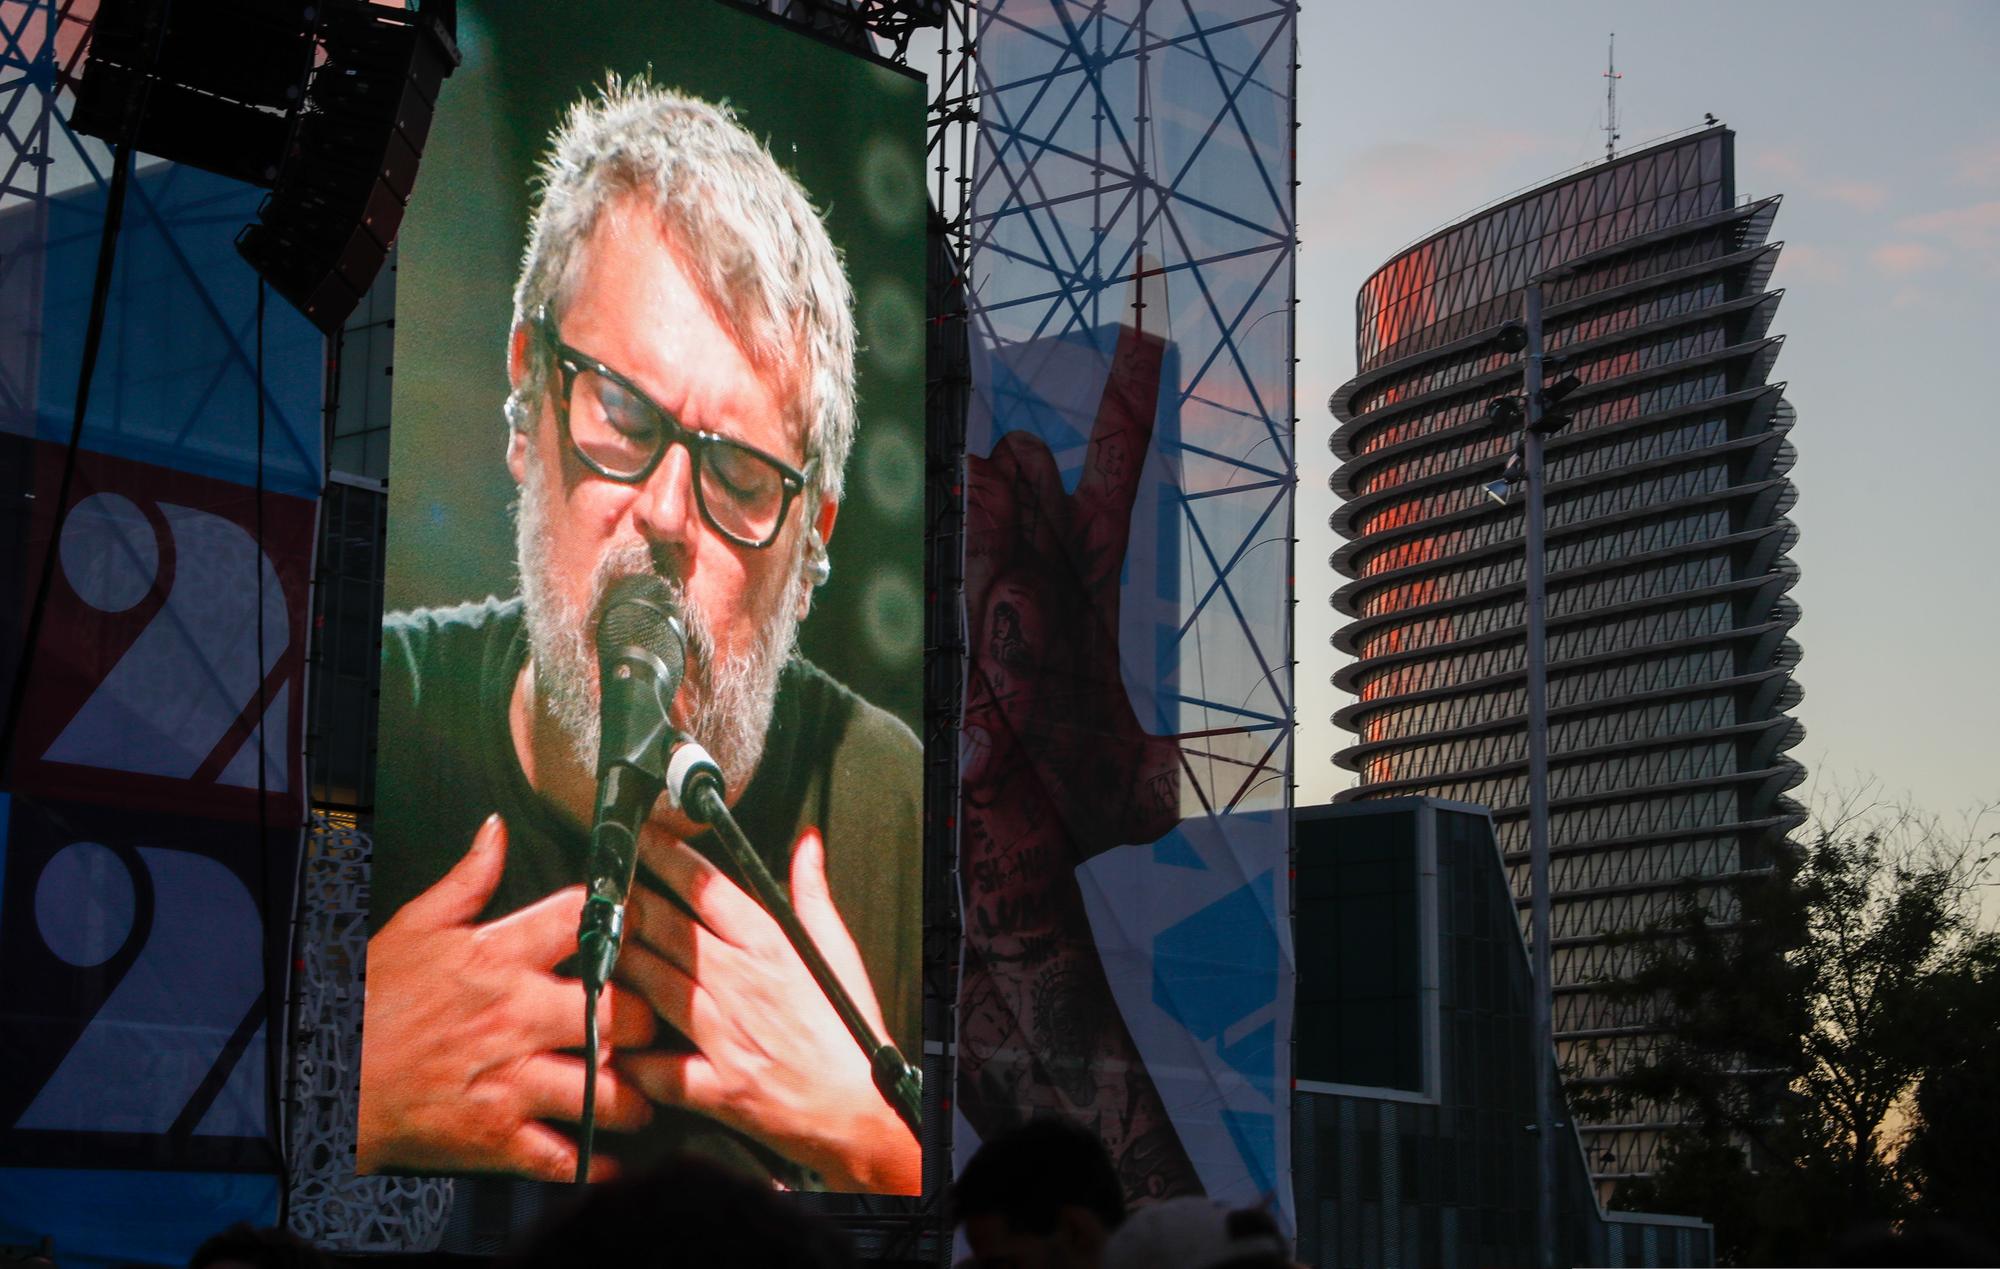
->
{"left": 614, "top": 827, "right": 921, "bottom": 1194}
{"left": 358, "top": 813, "right": 658, "bottom": 1180}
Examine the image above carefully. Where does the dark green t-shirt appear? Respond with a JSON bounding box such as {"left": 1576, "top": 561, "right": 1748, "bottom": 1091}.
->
{"left": 371, "top": 596, "right": 921, "bottom": 1184}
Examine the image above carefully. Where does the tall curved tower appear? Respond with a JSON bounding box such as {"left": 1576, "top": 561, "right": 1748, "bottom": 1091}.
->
{"left": 1326, "top": 128, "right": 1805, "bottom": 1181}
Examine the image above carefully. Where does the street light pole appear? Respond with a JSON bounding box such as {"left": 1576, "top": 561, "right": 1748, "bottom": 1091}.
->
{"left": 1521, "top": 280, "right": 1558, "bottom": 1269}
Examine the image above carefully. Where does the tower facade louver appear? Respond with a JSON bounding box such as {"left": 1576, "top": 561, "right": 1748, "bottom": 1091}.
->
{"left": 1326, "top": 127, "right": 1805, "bottom": 1181}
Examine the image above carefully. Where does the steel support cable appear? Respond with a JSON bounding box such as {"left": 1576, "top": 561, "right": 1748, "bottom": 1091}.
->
{"left": 0, "top": 1, "right": 165, "bottom": 778}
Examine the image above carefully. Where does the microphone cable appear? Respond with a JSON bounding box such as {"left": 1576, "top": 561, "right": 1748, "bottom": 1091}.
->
{"left": 576, "top": 981, "right": 601, "bottom": 1185}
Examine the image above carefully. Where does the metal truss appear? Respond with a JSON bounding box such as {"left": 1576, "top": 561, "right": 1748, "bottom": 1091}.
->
{"left": 0, "top": 0, "right": 318, "bottom": 475}
{"left": 0, "top": 0, "right": 90, "bottom": 211}
{"left": 0, "top": 0, "right": 88, "bottom": 428}
{"left": 731, "top": 0, "right": 947, "bottom": 63}
{"left": 964, "top": 0, "right": 1298, "bottom": 818}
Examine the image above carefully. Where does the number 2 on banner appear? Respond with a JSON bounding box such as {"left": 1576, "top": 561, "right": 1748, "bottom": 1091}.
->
{"left": 16, "top": 841, "right": 268, "bottom": 1137}
{"left": 41, "top": 494, "right": 291, "bottom": 789}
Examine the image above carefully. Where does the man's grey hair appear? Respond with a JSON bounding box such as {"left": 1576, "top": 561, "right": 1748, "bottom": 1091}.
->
{"left": 508, "top": 74, "right": 857, "bottom": 505}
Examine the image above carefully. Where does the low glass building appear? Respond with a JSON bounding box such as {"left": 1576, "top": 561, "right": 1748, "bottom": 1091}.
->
{"left": 1293, "top": 799, "right": 1713, "bottom": 1266}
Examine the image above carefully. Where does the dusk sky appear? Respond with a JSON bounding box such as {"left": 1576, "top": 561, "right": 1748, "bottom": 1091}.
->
{"left": 1293, "top": 2, "right": 2000, "bottom": 824}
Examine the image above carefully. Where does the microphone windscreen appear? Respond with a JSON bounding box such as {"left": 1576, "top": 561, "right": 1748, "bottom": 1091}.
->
{"left": 595, "top": 573, "right": 686, "bottom": 686}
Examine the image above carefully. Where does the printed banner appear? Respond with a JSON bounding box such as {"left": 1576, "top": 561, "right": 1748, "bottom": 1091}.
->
{"left": 0, "top": 152, "right": 320, "bottom": 1193}
{"left": 0, "top": 10, "right": 318, "bottom": 1264}
{"left": 0, "top": 795, "right": 298, "bottom": 1170}
{"left": 5, "top": 445, "right": 314, "bottom": 820}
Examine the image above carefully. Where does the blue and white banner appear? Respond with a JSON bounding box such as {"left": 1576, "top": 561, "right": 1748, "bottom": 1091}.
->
{"left": 0, "top": 35, "right": 322, "bottom": 1256}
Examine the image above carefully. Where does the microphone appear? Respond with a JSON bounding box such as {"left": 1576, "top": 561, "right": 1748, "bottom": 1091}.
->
{"left": 577, "top": 574, "right": 685, "bottom": 993}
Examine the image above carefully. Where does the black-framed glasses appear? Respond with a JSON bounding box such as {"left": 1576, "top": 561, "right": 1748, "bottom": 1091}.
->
{"left": 533, "top": 310, "right": 814, "bottom": 550}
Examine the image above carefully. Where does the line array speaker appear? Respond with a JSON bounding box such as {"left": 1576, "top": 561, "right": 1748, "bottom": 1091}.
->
{"left": 237, "top": 5, "right": 458, "bottom": 334}
{"left": 70, "top": 0, "right": 318, "bottom": 188}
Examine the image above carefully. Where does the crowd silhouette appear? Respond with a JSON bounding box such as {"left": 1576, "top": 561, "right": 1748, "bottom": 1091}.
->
{"left": 10, "top": 1115, "right": 1994, "bottom": 1267}
{"left": 151, "top": 1118, "right": 1294, "bottom": 1269}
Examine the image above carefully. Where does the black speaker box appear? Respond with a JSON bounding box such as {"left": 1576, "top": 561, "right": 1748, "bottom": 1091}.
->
{"left": 237, "top": 5, "right": 455, "bottom": 334}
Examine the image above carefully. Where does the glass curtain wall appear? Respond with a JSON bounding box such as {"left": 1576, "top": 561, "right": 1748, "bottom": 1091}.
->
{"left": 1326, "top": 129, "right": 1805, "bottom": 1182}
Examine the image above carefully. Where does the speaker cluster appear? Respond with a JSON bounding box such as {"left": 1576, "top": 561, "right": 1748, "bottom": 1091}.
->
{"left": 71, "top": 0, "right": 458, "bottom": 335}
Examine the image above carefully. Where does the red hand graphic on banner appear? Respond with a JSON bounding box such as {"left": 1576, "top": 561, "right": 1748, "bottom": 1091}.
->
{"left": 958, "top": 323, "right": 1200, "bottom": 1202}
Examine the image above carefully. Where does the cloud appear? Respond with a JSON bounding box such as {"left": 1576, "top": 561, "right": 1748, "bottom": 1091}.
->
{"left": 1751, "top": 148, "right": 1806, "bottom": 182}
{"left": 1747, "top": 152, "right": 1887, "bottom": 215}
{"left": 1895, "top": 200, "right": 2000, "bottom": 253}
{"left": 1953, "top": 140, "right": 2000, "bottom": 189}
{"left": 1340, "top": 130, "right": 1548, "bottom": 205}
{"left": 1821, "top": 181, "right": 1888, "bottom": 212}
{"left": 1869, "top": 242, "right": 1945, "bottom": 276}
{"left": 1887, "top": 201, "right": 2000, "bottom": 278}
{"left": 1889, "top": 286, "right": 1930, "bottom": 311}
{"left": 1777, "top": 243, "right": 1846, "bottom": 286}
{"left": 1308, "top": 128, "right": 1557, "bottom": 249}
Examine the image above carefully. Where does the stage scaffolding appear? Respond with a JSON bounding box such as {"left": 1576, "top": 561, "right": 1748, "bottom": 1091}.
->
{"left": 0, "top": 0, "right": 90, "bottom": 213}
{"left": 964, "top": 0, "right": 1298, "bottom": 820}
{"left": 1, "top": 0, "right": 95, "bottom": 423}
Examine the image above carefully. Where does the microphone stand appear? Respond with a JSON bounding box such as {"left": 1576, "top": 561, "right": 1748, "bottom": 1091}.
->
{"left": 576, "top": 757, "right": 670, "bottom": 1186}
{"left": 574, "top": 576, "right": 685, "bottom": 1185}
{"left": 667, "top": 741, "right": 925, "bottom": 1137}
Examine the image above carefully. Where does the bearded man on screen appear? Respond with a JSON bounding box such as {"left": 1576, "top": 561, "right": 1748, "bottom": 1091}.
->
{"left": 355, "top": 77, "right": 921, "bottom": 1194}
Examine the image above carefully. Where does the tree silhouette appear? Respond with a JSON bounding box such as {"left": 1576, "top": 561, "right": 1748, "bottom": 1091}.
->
{"left": 1579, "top": 791, "right": 1999, "bottom": 1265}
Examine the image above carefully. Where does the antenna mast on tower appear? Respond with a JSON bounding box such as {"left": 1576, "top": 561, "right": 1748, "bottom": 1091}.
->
{"left": 1603, "top": 33, "right": 1622, "bottom": 161}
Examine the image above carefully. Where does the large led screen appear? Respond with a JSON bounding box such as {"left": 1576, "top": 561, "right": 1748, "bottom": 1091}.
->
{"left": 359, "top": 0, "right": 927, "bottom": 1195}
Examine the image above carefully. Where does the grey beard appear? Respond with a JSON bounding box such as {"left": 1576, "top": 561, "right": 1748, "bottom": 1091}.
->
{"left": 514, "top": 473, "right": 801, "bottom": 800}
